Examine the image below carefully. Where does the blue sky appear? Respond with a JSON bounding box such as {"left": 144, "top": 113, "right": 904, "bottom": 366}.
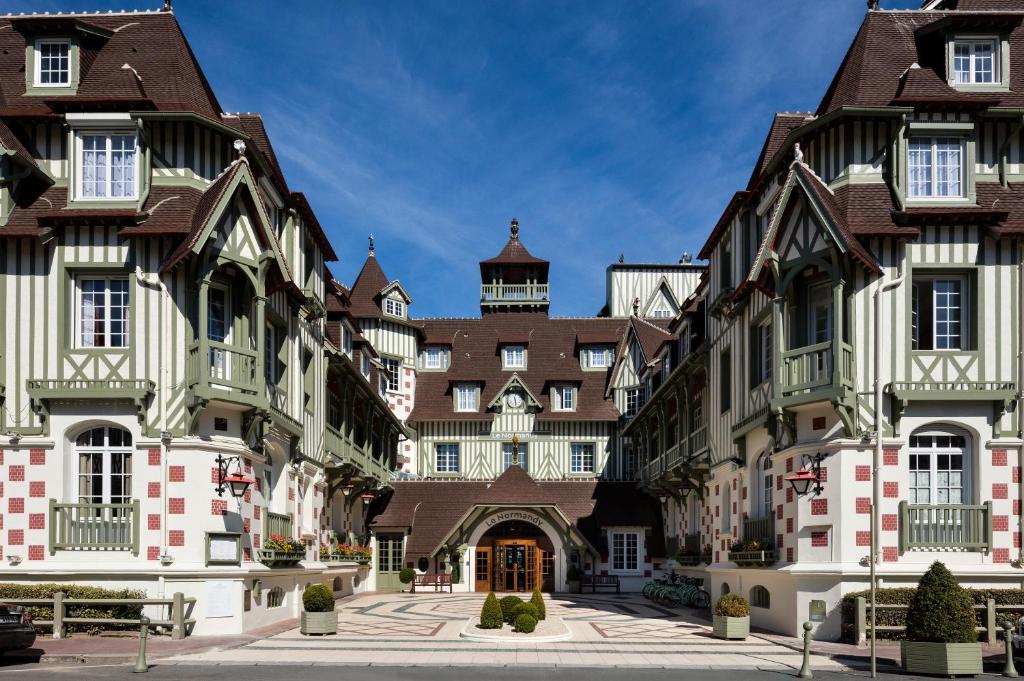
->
{"left": 11, "top": 0, "right": 921, "bottom": 317}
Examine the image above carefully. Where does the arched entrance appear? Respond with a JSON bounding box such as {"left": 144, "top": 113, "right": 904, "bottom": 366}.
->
{"left": 474, "top": 520, "right": 555, "bottom": 593}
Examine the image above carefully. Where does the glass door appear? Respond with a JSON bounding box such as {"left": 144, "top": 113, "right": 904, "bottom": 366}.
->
{"left": 474, "top": 548, "right": 491, "bottom": 592}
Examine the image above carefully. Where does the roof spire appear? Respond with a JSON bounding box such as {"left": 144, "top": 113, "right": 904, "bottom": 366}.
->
{"left": 162, "top": 0, "right": 172, "bottom": 11}
{"left": 510, "top": 217, "right": 519, "bottom": 240}
{"left": 368, "top": 233, "right": 375, "bottom": 257}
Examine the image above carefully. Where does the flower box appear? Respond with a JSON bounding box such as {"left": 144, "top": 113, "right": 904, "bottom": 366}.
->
{"left": 712, "top": 615, "right": 749, "bottom": 640}
{"left": 258, "top": 548, "right": 305, "bottom": 567}
{"left": 900, "top": 641, "right": 982, "bottom": 676}
{"left": 675, "top": 554, "right": 702, "bottom": 567}
{"left": 727, "top": 549, "right": 777, "bottom": 567}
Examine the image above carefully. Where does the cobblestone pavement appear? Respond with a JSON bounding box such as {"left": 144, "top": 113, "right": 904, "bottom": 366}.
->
{"left": 166, "top": 592, "right": 848, "bottom": 670}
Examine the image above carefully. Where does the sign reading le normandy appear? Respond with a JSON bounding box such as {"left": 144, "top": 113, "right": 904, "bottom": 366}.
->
{"left": 484, "top": 511, "right": 547, "bottom": 530}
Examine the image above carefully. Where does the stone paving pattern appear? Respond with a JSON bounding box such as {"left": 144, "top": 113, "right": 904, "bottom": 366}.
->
{"left": 168, "top": 593, "right": 848, "bottom": 670}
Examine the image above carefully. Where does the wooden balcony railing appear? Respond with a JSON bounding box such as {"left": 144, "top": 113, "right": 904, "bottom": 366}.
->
{"left": 267, "top": 383, "right": 288, "bottom": 413}
{"left": 688, "top": 426, "right": 708, "bottom": 456}
{"left": 480, "top": 284, "right": 549, "bottom": 303}
{"left": 898, "top": 501, "right": 992, "bottom": 553}
{"left": 742, "top": 512, "right": 775, "bottom": 544}
{"left": 264, "top": 511, "right": 293, "bottom": 540}
{"left": 187, "top": 341, "right": 259, "bottom": 398}
{"left": 778, "top": 340, "right": 855, "bottom": 400}
{"left": 49, "top": 499, "right": 139, "bottom": 555}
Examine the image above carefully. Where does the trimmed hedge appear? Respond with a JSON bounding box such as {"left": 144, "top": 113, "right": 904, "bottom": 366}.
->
{"left": 499, "top": 595, "right": 524, "bottom": 624}
{"left": 840, "top": 587, "right": 1024, "bottom": 642}
{"left": 480, "top": 592, "right": 503, "bottom": 629}
{"left": 530, "top": 589, "right": 546, "bottom": 620}
{"left": 0, "top": 583, "right": 146, "bottom": 635}
{"left": 399, "top": 568, "right": 416, "bottom": 585}
{"left": 512, "top": 602, "right": 540, "bottom": 621}
{"left": 906, "top": 562, "right": 975, "bottom": 643}
{"left": 514, "top": 613, "right": 538, "bottom": 633}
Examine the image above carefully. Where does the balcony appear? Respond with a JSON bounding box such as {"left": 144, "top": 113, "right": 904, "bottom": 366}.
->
{"left": 774, "top": 340, "right": 855, "bottom": 420}
{"left": 267, "top": 384, "right": 302, "bottom": 437}
{"left": 49, "top": 500, "right": 140, "bottom": 556}
{"left": 688, "top": 425, "right": 708, "bottom": 457}
{"left": 325, "top": 423, "right": 391, "bottom": 485}
{"left": 264, "top": 511, "right": 294, "bottom": 540}
{"left": 187, "top": 341, "right": 260, "bottom": 405}
{"left": 675, "top": 533, "right": 704, "bottom": 566}
{"left": 898, "top": 501, "right": 992, "bottom": 553}
{"left": 480, "top": 283, "right": 549, "bottom": 305}
{"left": 728, "top": 512, "right": 777, "bottom": 567}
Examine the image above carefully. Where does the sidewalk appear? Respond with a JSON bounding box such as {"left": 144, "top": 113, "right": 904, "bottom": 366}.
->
{"left": 2, "top": 618, "right": 299, "bottom": 666}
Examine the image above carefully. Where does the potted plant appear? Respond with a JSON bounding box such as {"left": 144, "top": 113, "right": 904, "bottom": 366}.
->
{"left": 727, "top": 538, "right": 776, "bottom": 567}
{"left": 901, "top": 561, "right": 981, "bottom": 676}
{"left": 566, "top": 564, "right": 582, "bottom": 593}
{"left": 300, "top": 584, "right": 336, "bottom": 636}
{"left": 399, "top": 567, "right": 416, "bottom": 592}
{"left": 712, "top": 593, "right": 750, "bottom": 640}
{"left": 258, "top": 534, "right": 305, "bottom": 567}
{"left": 701, "top": 544, "right": 713, "bottom": 564}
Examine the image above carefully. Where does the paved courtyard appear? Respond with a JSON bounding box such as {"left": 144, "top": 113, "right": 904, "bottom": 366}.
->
{"left": 168, "top": 592, "right": 847, "bottom": 670}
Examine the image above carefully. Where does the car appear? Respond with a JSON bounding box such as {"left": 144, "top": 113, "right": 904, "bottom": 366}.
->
{"left": 0, "top": 603, "right": 35, "bottom": 653}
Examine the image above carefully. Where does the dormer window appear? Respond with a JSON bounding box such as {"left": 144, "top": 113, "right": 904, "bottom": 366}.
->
{"left": 553, "top": 384, "right": 576, "bottom": 411}
{"left": 503, "top": 345, "right": 526, "bottom": 369}
{"left": 422, "top": 346, "right": 450, "bottom": 370}
{"left": 582, "top": 346, "right": 613, "bottom": 370}
{"left": 455, "top": 383, "right": 478, "bottom": 412}
{"left": 384, "top": 298, "right": 405, "bottom": 318}
{"left": 34, "top": 39, "right": 70, "bottom": 87}
{"left": 953, "top": 39, "right": 996, "bottom": 85}
{"left": 75, "top": 132, "right": 138, "bottom": 200}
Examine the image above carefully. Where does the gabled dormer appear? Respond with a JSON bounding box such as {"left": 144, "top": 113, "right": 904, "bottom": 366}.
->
{"left": 480, "top": 218, "right": 550, "bottom": 314}
{"left": 380, "top": 281, "right": 412, "bottom": 319}
{"left": 487, "top": 374, "right": 542, "bottom": 414}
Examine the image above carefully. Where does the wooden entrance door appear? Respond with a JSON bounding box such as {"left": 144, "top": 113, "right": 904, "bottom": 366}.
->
{"left": 474, "top": 547, "right": 491, "bottom": 592}
{"left": 493, "top": 540, "right": 540, "bottom": 592}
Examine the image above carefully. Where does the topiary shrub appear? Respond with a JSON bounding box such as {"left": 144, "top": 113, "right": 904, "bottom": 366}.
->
{"left": 514, "top": 613, "right": 538, "bottom": 633}
{"left": 500, "top": 595, "right": 524, "bottom": 623}
{"left": 302, "top": 584, "right": 335, "bottom": 613}
{"left": 905, "top": 561, "right": 976, "bottom": 643}
{"left": 512, "top": 602, "right": 539, "bottom": 621}
{"left": 715, "top": 593, "right": 750, "bottom": 618}
{"left": 0, "top": 583, "right": 146, "bottom": 635}
{"left": 480, "top": 592, "right": 503, "bottom": 629}
{"left": 398, "top": 568, "right": 416, "bottom": 585}
{"left": 530, "top": 588, "right": 546, "bottom": 620}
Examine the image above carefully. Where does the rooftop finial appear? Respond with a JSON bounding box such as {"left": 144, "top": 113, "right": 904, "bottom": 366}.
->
{"left": 794, "top": 142, "right": 804, "bottom": 165}
{"left": 162, "top": 0, "right": 172, "bottom": 11}
{"left": 368, "top": 233, "right": 375, "bottom": 257}
{"left": 232, "top": 139, "right": 246, "bottom": 160}
{"left": 510, "top": 217, "right": 519, "bottom": 240}
{"left": 632, "top": 297, "right": 640, "bottom": 316}
{"left": 867, "top": 0, "right": 879, "bottom": 10}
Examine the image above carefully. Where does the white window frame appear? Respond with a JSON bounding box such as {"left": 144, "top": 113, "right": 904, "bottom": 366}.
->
{"left": 912, "top": 274, "right": 970, "bottom": 351}
{"left": 384, "top": 297, "right": 405, "bottom": 318}
{"left": 907, "top": 136, "right": 965, "bottom": 200}
{"left": 652, "top": 307, "right": 673, "bottom": 319}
{"left": 423, "top": 346, "right": 447, "bottom": 370}
{"left": 570, "top": 442, "right": 595, "bottom": 474}
{"left": 584, "top": 346, "right": 610, "bottom": 369}
{"left": 553, "top": 385, "right": 575, "bottom": 411}
{"left": 380, "top": 357, "right": 400, "bottom": 393}
{"left": 756, "top": 454, "right": 773, "bottom": 519}
{"left": 74, "top": 130, "right": 139, "bottom": 201}
{"left": 435, "top": 443, "right": 460, "bottom": 474}
{"left": 625, "top": 387, "right": 641, "bottom": 418}
{"left": 341, "top": 324, "right": 353, "bottom": 355}
{"left": 503, "top": 345, "right": 526, "bottom": 369}
{"left": 953, "top": 38, "right": 997, "bottom": 85}
{"left": 721, "top": 483, "right": 732, "bottom": 534}
{"left": 73, "top": 426, "right": 133, "bottom": 506}
{"left": 34, "top": 39, "right": 71, "bottom": 87}
{"left": 76, "top": 276, "right": 130, "bottom": 349}
{"left": 455, "top": 383, "right": 477, "bottom": 412}
{"left": 909, "top": 429, "right": 970, "bottom": 505}
{"left": 361, "top": 352, "right": 371, "bottom": 378}
{"left": 610, "top": 530, "right": 640, "bottom": 573}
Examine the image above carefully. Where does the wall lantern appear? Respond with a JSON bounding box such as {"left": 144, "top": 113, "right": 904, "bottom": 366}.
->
{"left": 215, "top": 454, "right": 255, "bottom": 499}
{"left": 680, "top": 487, "right": 692, "bottom": 503}
{"left": 342, "top": 485, "right": 355, "bottom": 497}
{"left": 655, "top": 491, "right": 669, "bottom": 505}
{"left": 785, "top": 452, "right": 825, "bottom": 497}
{"left": 360, "top": 492, "right": 375, "bottom": 506}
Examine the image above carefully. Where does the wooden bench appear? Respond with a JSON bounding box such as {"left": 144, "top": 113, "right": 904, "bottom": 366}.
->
{"left": 411, "top": 573, "right": 453, "bottom": 593}
{"left": 582, "top": 574, "right": 621, "bottom": 593}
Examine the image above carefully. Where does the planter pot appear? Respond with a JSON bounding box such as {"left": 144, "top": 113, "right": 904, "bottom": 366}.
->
{"left": 712, "top": 614, "right": 749, "bottom": 640}
{"left": 901, "top": 641, "right": 982, "bottom": 676}
{"left": 257, "top": 549, "right": 305, "bottom": 568}
{"left": 301, "top": 610, "right": 337, "bottom": 636}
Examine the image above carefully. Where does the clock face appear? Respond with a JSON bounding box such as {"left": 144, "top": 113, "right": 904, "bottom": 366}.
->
{"left": 505, "top": 392, "right": 524, "bottom": 409}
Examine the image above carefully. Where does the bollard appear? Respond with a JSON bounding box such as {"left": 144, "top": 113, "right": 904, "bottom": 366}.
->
{"left": 133, "top": 615, "right": 150, "bottom": 674}
{"left": 797, "top": 621, "right": 813, "bottom": 679}
{"left": 1003, "top": 620, "right": 1019, "bottom": 678}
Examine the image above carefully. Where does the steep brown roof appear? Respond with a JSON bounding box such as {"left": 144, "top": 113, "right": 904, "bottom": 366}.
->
{"left": 348, "top": 254, "right": 392, "bottom": 318}
{"left": 371, "top": 470, "right": 664, "bottom": 559}
{"left": 160, "top": 160, "right": 244, "bottom": 271}
{"left": 480, "top": 235, "right": 549, "bottom": 266}
{"left": 409, "top": 314, "right": 627, "bottom": 423}
{"left": 0, "top": 11, "right": 222, "bottom": 117}
{"left": 747, "top": 113, "right": 810, "bottom": 189}
{"left": 223, "top": 113, "right": 288, "bottom": 194}
{"left": 629, "top": 316, "right": 673, "bottom": 364}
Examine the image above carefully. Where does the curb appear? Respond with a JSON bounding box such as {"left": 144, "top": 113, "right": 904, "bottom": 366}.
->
{"left": 459, "top": 617, "right": 573, "bottom": 643}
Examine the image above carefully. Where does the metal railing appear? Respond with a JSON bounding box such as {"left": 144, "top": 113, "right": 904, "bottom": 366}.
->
{"left": 898, "top": 500, "right": 993, "bottom": 553}
{"left": 49, "top": 499, "right": 139, "bottom": 555}
{"left": 480, "top": 284, "right": 549, "bottom": 303}
{"left": 264, "top": 511, "right": 293, "bottom": 539}
{"left": 742, "top": 511, "right": 775, "bottom": 544}
{"left": 4, "top": 591, "right": 196, "bottom": 639}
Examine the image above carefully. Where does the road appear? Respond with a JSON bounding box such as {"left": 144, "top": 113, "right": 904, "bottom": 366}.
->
{"left": 0, "top": 663, "right": 932, "bottom": 680}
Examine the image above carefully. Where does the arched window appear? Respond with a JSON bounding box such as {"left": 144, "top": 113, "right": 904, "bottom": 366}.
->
{"left": 909, "top": 427, "right": 970, "bottom": 504}
{"left": 756, "top": 453, "right": 774, "bottom": 518}
{"left": 74, "top": 426, "right": 133, "bottom": 505}
{"left": 721, "top": 583, "right": 731, "bottom": 595}
{"left": 750, "top": 585, "right": 771, "bottom": 608}
{"left": 266, "top": 587, "right": 284, "bottom": 608}
{"left": 721, "top": 483, "right": 732, "bottom": 532}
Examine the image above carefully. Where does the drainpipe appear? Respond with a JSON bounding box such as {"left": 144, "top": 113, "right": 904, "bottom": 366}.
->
{"left": 1018, "top": 255, "right": 1024, "bottom": 564}
{"left": 136, "top": 266, "right": 170, "bottom": 577}
{"left": 871, "top": 259, "right": 904, "bottom": 678}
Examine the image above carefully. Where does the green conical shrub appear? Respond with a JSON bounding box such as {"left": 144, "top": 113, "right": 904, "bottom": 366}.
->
{"left": 905, "top": 561, "right": 976, "bottom": 643}
{"left": 530, "top": 588, "right": 546, "bottom": 620}
{"left": 480, "top": 592, "right": 503, "bottom": 629}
